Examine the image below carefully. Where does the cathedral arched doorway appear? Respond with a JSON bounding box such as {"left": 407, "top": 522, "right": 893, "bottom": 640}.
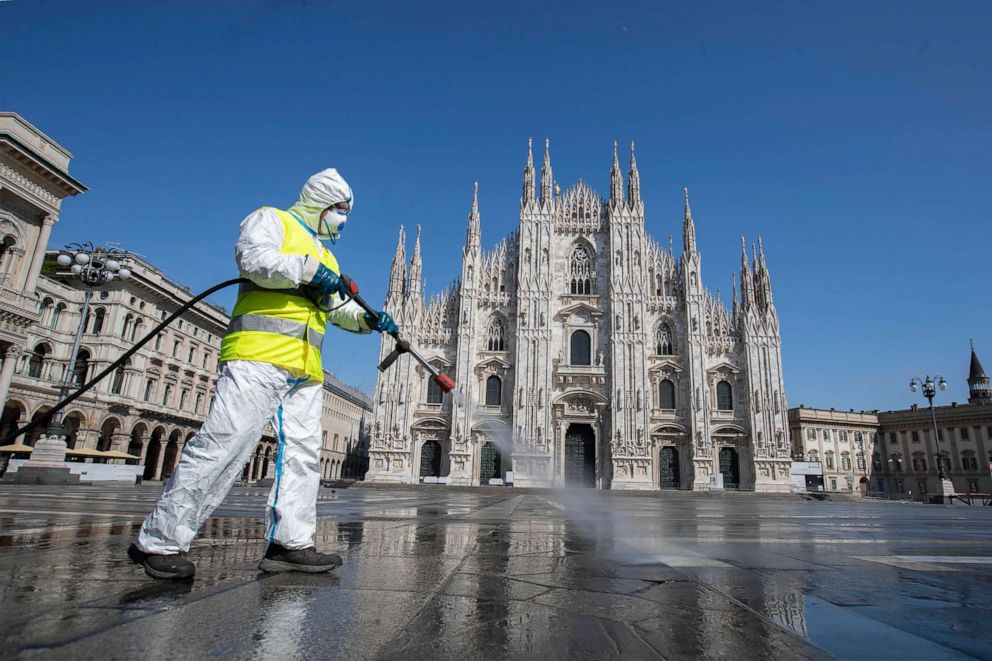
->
{"left": 718, "top": 447, "right": 740, "bottom": 489}
{"left": 419, "top": 440, "right": 441, "bottom": 478}
{"left": 659, "top": 446, "right": 680, "bottom": 489}
{"left": 161, "top": 431, "right": 182, "bottom": 480}
{"left": 480, "top": 441, "right": 501, "bottom": 483}
{"left": 564, "top": 423, "right": 596, "bottom": 487}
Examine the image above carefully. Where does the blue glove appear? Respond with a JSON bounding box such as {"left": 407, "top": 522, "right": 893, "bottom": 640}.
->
{"left": 310, "top": 264, "right": 348, "bottom": 297}
{"left": 364, "top": 311, "right": 398, "bottom": 334}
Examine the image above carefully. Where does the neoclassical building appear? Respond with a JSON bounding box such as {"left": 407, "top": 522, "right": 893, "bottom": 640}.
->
{"left": 788, "top": 345, "right": 992, "bottom": 498}
{"left": 0, "top": 111, "right": 372, "bottom": 484}
{"left": 367, "top": 140, "right": 792, "bottom": 490}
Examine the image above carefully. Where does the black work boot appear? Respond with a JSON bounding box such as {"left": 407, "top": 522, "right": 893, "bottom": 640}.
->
{"left": 258, "top": 543, "right": 343, "bottom": 573}
{"left": 128, "top": 543, "right": 196, "bottom": 580}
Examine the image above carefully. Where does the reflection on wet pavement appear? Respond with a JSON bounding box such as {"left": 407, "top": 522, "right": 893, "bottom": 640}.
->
{"left": 1, "top": 485, "right": 990, "bottom": 660}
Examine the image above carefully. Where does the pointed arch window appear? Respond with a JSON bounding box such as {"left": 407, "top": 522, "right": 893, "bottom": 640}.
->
{"left": 716, "top": 380, "right": 733, "bottom": 411}
{"left": 485, "top": 375, "right": 502, "bottom": 406}
{"left": 570, "top": 330, "right": 591, "bottom": 366}
{"left": 656, "top": 323, "right": 675, "bottom": 355}
{"left": 570, "top": 245, "right": 594, "bottom": 295}
{"left": 659, "top": 379, "right": 676, "bottom": 409}
{"left": 486, "top": 317, "right": 505, "bottom": 351}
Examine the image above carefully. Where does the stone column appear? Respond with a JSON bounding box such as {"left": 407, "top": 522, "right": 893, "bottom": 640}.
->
{"left": 0, "top": 344, "right": 21, "bottom": 409}
{"left": 21, "top": 215, "right": 56, "bottom": 294}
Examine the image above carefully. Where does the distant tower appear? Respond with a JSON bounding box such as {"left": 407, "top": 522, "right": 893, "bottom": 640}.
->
{"left": 968, "top": 341, "right": 991, "bottom": 405}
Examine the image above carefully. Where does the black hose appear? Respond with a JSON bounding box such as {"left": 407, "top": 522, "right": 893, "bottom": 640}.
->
{"left": 1, "top": 277, "right": 249, "bottom": 446}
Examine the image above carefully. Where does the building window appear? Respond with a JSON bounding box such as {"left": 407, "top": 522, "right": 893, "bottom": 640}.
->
{"left": 51, "top": 303, "right": 65, "bottom": 330}
{"left": 961, "top": 427, "right": 969, "bottom": 440}
{"left": 426, "top": 377, "right": 443, "bottom": 404}
{"left": 918, "top": 480, "right": 928, "bottom": 495}
{"left": 659, "top": 379, "right": 676, "bottom": 409}
{"left": 202, "top": 352, "right": 210, "bottom": 369}
{"left": 825, "top": 453, "right": 835, "bottom": 470}
{"left": 857, "top": 454, "right": 866, "bottom": 470}
{"left": 830, "top": 478, "right": 837, "bottom": 491}
{"left": 806, "top": 428, "right": 816, "bottom": 440}
{"left": 569, "top": 245, "right": 593, "bottom": 294}
{"left": 968, "top": 480, "right": 979, "bottom": 493}
{"left": 841, "top": 454, "right": 851, "bottom": 470}
{"left": 656, "top": 323, "right": 675, "bottom": 355}
{"left": 839, "top": 430, "right": 848, "bottom": 443}
{"left": 188, "top": 346, "right": 196, "bottom": 363}
{"left": 132, "top": 319, "right": 144, "bottom": 342}
{"left": 486, "top": 318, "right": 505, "bottom": 351}
{"left": 91, "top": 308, "right": 106, "bottom": 335}
{"left": 162, "top": 383, "right": 173, "bottom": 406}
{"left": 173, "top": 340, "right": 181, "bottom": 358}
{"left": 855, "top": 431, "right": 863, "bottom": 445}
{"left": 962, "top": 453, "right": 978, "bottom": 471}
{"left": 912, "top": 454, "right": 927, "bottom": 471}
{"left": 889, "top": 432, "right": 898, "bottom": 444}
{"left": 891, "top": 454, "right": 902, "bottom": 472}
{"left": 823, "top": 429, "right": 832, "bottom": 442}
{"left": 28, "top": 345, "right": 47, "bottom": 378}
{"left": 334, "top": 433, "right": 340, "bottom": 451}
{"left": 716, "top": 381, "right": 733, "bottom": 411}
{"left": 911, "top": 431, "right": 920, "bottom": 443}
{"left": 155, "top": 334, "right": 163, "bottom": 352}
{"left": 112, "top": 365, "right": 126, "bottom": 394}
{"left": 72, "top": 350, "right": 90, "bottom": 385}
{"left": 807, "top": 450, "right": 819, "bottom": 462}
{"left": 143, "top": 379, "right": 155, "bottom": 401}
{"left": 485, "top": 375, "right": 502, "bottom": 406}
{"left": 570, "top": 330, "right": 591, "bottom": 365}
{"left": 195, "top": 392, "right": 204, "bottom": 413}
{"left": 180, "top": 389, "right": 189, "bottom": 410}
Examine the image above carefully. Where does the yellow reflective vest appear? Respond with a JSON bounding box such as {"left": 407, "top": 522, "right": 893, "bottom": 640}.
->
{"left": 220, "top": 208, "right": 339, "bottom": 383}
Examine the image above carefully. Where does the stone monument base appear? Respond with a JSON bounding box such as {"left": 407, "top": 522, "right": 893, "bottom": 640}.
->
{"left": 3, "top": 465, "right": 81, "bottom": 485}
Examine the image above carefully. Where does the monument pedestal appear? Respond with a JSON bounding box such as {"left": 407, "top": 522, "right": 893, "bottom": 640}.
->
{"left": 3, "top": 435, "right": 81, "bottom": 485}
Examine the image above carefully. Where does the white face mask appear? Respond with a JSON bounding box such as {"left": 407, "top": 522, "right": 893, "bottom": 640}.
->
{"left": 318, "top": 209, "right": 348, "bottom": 243}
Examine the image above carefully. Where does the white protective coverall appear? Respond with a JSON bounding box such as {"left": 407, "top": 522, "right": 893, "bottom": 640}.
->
{"left": 136, "top": 169, "right": 369, "bottom": 554}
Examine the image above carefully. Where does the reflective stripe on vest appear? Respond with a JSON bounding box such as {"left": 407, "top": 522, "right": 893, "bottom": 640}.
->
{"left": 219, "top": 207, "right": 340, "bottom": 382}
{"left": 227, "top": 314, "right": 324, "bottom": 349}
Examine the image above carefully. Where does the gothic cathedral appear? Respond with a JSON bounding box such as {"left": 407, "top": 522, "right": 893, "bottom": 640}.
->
{"left": 366, "top": 140, "right": 792, "bottom": 491}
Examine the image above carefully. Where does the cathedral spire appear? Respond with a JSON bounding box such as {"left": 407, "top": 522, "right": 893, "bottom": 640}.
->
{"left": 610, "top": 140, "right": 624, "bottom": 204}
{"left": 739, "top": 235, "right": 753, "bottom": 308}
{"left": 388, "top": 225, "right": 407, "bottom": 299}
{"left": 540, "top": 138, "right": 553, "bottom": 203}
{"left": 968, "top": 341, "right": 991, "bottom": 405}
{"left": 757, "top": 236, "right": 774, "bottom": 307}
{"left": 408, "top": 224, "right": 423, "bottom": 301}
{"left": 465, "top": 181, "right": 481, "bottom": 253}
{"left": 682, "top": 187, "right": 697, "bottom": 254}
{"left": 732, "top": 273, "right": 739, "bottom": 318}
{"left": 627, "top": 141, "right": 641, "bottom": 206}
{"left": 522, "top": 138, "right": 535, "bottom": 206}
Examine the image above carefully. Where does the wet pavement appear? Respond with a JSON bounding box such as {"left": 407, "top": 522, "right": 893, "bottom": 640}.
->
{"left": 1, "top": 485, "right": 990, "bottom": 660}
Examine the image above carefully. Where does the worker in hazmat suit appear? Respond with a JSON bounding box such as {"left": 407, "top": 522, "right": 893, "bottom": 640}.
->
{"left": 128, "top": 169, "right": 397, "bottom": 580}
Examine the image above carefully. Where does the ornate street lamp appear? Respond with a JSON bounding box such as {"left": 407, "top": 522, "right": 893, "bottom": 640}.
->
{"left": 27, "top": 243, "right": 133, "bottom": 472}
{"left": 909, "top": 375, "right": 953, "bottom": 503}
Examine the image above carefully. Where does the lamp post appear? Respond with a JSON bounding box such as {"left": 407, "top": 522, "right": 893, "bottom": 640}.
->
{"left": 909, "top": 375, "right": 954, "bottom": 503}
{"left": 21, "top": 244, "right": 132, "bottom": 479}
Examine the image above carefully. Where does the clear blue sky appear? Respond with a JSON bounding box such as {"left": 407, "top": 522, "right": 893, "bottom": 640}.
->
{"left": 2, "top": 1, "right": 989, "bottom": 411}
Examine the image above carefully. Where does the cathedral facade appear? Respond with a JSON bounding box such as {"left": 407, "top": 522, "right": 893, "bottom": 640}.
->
{"left": 366, "top": 140, "right": 792, "bottom": 491}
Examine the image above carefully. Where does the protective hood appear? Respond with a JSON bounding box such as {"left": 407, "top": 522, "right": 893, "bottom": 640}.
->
{"left": 288, "top": 168, "right": 354, "bottom": 239}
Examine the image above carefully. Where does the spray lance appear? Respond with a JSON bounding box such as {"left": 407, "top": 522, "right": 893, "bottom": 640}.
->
{"left": 338, "top": 275, "right": 456, "bottom": 393}
{"left": 0, "top": 273, "right": 455, "bottom": 446}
